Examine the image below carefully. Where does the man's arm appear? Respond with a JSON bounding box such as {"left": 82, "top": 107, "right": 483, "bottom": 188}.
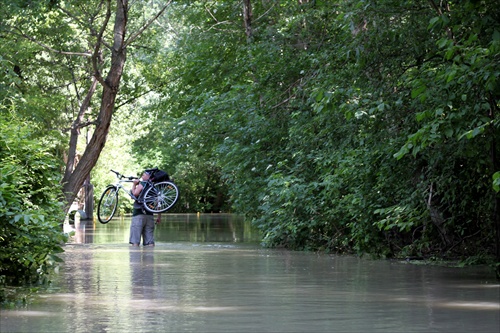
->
{"left": 131, "top": 179, "right": 143, "bottom": 197}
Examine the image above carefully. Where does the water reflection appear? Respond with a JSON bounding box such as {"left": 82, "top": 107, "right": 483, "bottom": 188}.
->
{"left": 129, "top": 247, "right": 156, "bottom": 298}
{"left": 64, "top": 213, "right": 262, "bottom": 244}
{"left": 2, "top": 214, "right": 499, "bottom": 333}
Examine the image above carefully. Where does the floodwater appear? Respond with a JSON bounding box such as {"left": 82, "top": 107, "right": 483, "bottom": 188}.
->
{"left": 1, "top": 214, "right": 499, "bottom": 333}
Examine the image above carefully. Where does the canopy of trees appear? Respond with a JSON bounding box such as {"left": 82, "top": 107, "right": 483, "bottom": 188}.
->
{"left": 1, "top": 0, "right": 499, "bottom": 296}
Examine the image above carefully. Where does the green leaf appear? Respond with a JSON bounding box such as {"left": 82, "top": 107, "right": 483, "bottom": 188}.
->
{"left": 493, "top": 172, "right": 500, "bottom": 192}
{"left": 493, "top": 30, "right": 500, "bottom": 42}
{"left": 428, "top": 17, "right": 440, "bottom": 30}
{"left": 437, "top": 38, "right": 449, "bottom": 48}
{"left": 411, "top": 85, "right": 426, "bottom": 99}
{"left": 446, "top": 69, "right": 457, "bottom": 83}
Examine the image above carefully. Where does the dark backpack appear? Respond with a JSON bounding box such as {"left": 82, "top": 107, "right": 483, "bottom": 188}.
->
{"left": 150, "top": 169, "right": 169, "bottom": 183}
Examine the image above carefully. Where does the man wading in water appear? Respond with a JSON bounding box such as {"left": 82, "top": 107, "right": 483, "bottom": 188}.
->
{"left": 130, "top": 170, "right": 161, "bottom": 246}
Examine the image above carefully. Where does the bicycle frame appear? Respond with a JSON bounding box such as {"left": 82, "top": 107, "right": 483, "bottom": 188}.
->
{"left": 109, "top": 170, "right": 140, "bottom": 201}
{"left": 110, "top": 170, "right": 163, "bottom": 204}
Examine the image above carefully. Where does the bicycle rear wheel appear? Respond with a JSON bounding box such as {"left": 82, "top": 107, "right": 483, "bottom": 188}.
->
{"left": 142, "top": 181, "right": 179, "bottom": 213}
{"left": 97, "top": 186, "right": 119, "bottom": 223}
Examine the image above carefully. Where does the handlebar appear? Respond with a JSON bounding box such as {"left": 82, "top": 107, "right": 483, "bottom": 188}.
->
{"left": 110, "top": 169, "right": 139, "bottom": 180}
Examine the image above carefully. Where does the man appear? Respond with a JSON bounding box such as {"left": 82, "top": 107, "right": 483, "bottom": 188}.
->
{"left": 129, "top": 170, "right": 161, "bottom": 246}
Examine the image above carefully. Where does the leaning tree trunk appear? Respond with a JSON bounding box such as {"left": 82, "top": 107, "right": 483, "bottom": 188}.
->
{"left": 62, "top": 0, "right": 128, "bottom": 210}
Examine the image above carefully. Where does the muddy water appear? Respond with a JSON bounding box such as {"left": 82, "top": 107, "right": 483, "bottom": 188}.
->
{"left": 1, "top": 214, "right": 499, "bottom": 332}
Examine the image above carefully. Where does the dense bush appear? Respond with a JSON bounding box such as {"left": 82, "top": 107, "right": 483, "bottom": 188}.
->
{"left": 0, "top": 115, "right": 66, "bottom": 303}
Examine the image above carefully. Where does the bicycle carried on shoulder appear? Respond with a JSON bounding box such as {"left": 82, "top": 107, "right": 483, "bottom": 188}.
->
{"left": 97, "top": 168, "right": 179, "bottom": 224}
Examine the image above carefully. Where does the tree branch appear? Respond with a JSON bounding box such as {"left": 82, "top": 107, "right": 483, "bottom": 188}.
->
{"left": 427, "top": 0, "right": 454, "bottom": 40}
{"left": 254, "top": 2, "right": 276, "bottom": 22}
{"left": 64, "top": 77, "right": 99, "bottom": 182}
{"left": 11, "top": 28, "right": 92, "bottom": 57}
{"left": 115, "top": 89, "right": 155, "bottom": 110}
{"left": 124, "top": 0, "right": 173, "bottom": 47}
{"left": 427, "top": 0, "right": 443, "bottom": 15}
{"left": 92, "top": 0, "right": 112, "bottom": 88}
{"left": 57, "top": 1, "right": 112, "bottom": 50}
{"left": 62, "top": 120, "right": 99, "bottom": 133}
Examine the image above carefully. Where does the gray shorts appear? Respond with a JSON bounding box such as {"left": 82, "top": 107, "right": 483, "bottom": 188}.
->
{"left": 129, "top": 214, "right": 155, "bottom": 246}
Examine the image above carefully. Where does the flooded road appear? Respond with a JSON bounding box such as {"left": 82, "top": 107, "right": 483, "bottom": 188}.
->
{"left": 1, "top": 214, "right": 499, "bottom": 332}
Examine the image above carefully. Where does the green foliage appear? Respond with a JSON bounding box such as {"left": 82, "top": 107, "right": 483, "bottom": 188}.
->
{"left": 0, "top": 114, "right": 67, "bottom": 303}
{"left": 130, "top": 0, "right": 500, "bottom": 265}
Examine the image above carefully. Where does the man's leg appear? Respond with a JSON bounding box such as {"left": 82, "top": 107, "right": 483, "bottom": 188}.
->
{"left": 142, "top": 215, "right": 155, "bottom": 246}
{"left": 129, "top": 215, "right": 144, "bottom": 246}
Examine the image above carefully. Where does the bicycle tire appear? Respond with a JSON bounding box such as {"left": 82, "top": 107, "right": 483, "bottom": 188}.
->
{"left": 142, "top": 181, "right": 179, "bottom": 213}
{"left": 97, "top": 186, "right": 119, "bottom": 223}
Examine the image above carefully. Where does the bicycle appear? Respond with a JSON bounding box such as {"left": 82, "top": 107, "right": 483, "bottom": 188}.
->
{"left": 97, "top": 168, "right": 179, "bottom": 224}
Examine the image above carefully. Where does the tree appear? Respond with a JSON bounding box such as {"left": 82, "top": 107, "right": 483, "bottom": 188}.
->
{"left": 2, "top": 0, "right": 172, "bottom": 212}
{"left": 60, "top": 0, "right": 171, "bottom": 210}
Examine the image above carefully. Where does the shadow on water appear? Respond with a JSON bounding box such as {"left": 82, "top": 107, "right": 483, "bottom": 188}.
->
{"left": 1, "top": 214, "right": 499, "bottom": 333}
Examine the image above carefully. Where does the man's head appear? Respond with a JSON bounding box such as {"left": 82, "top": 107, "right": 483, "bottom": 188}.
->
{"left": 142, "top": 171, "right": 151, "bottom": 180}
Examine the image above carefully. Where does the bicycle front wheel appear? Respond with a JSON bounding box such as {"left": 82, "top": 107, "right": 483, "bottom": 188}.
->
{"left": 142, "top": 181, "right": 179, "bottom": 213}
{"left": 97, "top": 186, "right": 119, "bottom": 223}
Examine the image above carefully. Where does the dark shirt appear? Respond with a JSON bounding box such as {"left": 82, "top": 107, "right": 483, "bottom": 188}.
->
{"left": 132, "top": 181, "right": 153, "bottom": 215}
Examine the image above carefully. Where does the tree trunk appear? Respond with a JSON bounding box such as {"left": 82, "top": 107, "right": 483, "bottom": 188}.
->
{"left": 489, "top": 93, "right": 500, "bottom": 279}
{"left": 243, "top": 0, "right": 252, "bottom": 42}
